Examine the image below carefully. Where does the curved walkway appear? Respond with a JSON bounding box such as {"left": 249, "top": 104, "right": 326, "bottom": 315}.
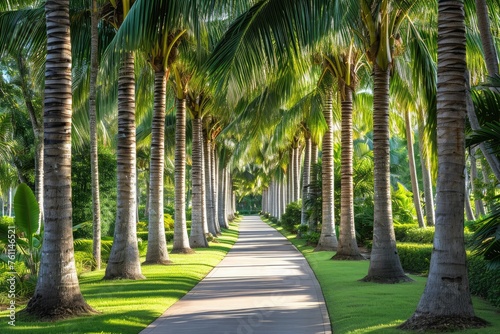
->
{"left": 140, "top": 216, "right": 331, "bottom": 334}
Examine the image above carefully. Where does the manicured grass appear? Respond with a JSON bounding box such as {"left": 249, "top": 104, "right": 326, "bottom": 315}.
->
{"left": 266, "top": 220, "right": 500, "bottom": 334}
{"left": 0, "top": 222, "right": 239, "bottom": 334}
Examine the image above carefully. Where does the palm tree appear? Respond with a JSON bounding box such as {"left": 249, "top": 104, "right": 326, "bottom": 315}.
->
{"left": 25, "top": 0, "right": 95, "bottom": 319}
{"left": 104, "top": 1, "right": 145, "bottom": 280}
{"left": 144, "top": 30, "right": 184, "bottom": 264}
{"left": 188, "top": 92, "right": 209, "bottom": 248}
{"left": 171, "top": 64, "right": 194, "bottom": 253}
{"left": 89, "top": 0, "right": 101, "bottom": 270}
{"left": 316, "top": 87, "right": 338, "bottom": 251}
{"left": 401, "top": 1, "right": 487, "bottom": 330}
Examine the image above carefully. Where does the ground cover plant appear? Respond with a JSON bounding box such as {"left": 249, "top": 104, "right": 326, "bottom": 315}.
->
{"left": 0, "top": 222, "right": 239, "bottom": 334}
{"left": 264, "top": 218, "right": 500, "bottom": 334}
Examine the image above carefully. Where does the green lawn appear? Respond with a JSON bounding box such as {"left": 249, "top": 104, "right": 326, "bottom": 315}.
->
{"left": 266, "top": 220, "right": 500, "bottom": 334}
{"left": 0, "top": 222, "right": 239, "bottom": 334}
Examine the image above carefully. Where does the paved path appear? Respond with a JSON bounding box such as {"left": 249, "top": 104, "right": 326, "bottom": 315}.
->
{"left": 140, "top": 216, "right": 331, "bottom": 334}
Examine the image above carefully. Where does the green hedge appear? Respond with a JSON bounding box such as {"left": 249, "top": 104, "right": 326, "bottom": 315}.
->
{"left": 397, "top": 242, "right": 433, "bottom": 273}
{"left": 467, "top": 255, "right": 500, "bottom": 307}
{"left": 396, "top": 242, "right": 500, "bottom": 308}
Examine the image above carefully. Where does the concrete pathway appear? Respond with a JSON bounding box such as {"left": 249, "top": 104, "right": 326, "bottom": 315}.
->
{"left": 140, "top": 216, "right": 331, "bottom": 334}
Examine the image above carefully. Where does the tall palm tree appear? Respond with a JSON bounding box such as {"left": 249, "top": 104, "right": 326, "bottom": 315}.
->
{"left": 316, "top": 87, "right": 338, "bottom": 251}
{"left": 89, "top": 0, "right": 101, "bottom": 270}
{"left": 25, "top": 0, "right": 95, "bottom": 319}
{"left": 104, "top": 0, "right": 145, "bottom": 280}
{"left": 171, "top": 64, "right": 194, "bottom": 253}
{"left": 401, "top": 0, "right": 487, "bottom": 330}
{"left": 144, "top": 30, "right": 184, "bottom": 264}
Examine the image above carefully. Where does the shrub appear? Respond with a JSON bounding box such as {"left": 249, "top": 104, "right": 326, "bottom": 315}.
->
{"left": 136, "top": 231, "right": 174, "bottom": 242}
{"left": 164, "top": 213, "right": 174, "bottom": 230}
{"left": 73, "top": 239, "right": 114, "bottom": 261}
{"left": 280, "top": 201, "right": 302, "bottom": 232}
{"left": 404, "top": 227, "right": 435, "bottom": 243}
{"left": 73, "top": 221, "right": 94, "bottom": 239}
{"left": 397, "top": 242, "right": 433, "bottom": 273}
{"left": 467, "top": 254, "right": 500, "bottom": 307}
{"left": 395, "top": 242, "right": 500, "bottom": 308}
{"left": 137, "top": 221, "right": 148, "bottom": 232}
{"left": 306, "top": 232, "right": 320, "bottom": 246}
{"left": 393, "top": 223, "right": 418, "bottom": 241}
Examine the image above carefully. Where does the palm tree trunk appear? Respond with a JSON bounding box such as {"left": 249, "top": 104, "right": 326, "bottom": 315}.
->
{"left": 333, "top": 86, "right": 363, "bottom": 259}
{"left": 466, "top": 74, "right": 500, "bottom": 182}
{"left": 211, "top": 144, "right": 221, "bottom": 233}
{"left": 405, "top": 110, "right": 425, "bottom": 228}
{"left": 417, "top": 107, "right": 435, "bottom": 226}
{"left": 294, "top": 145, "right": 301, "bottom": 202}
{"left": 89, "top": 0, "right": 101, "bottom": 270}
{"left": 465, "top": 166, "right": 476, "bottom": 221}
{"left": 475, "top": 0, "right": 499, "bottom": 76}
{"left": 470, "top": 147, "right": 485, "bottom": 216}
{"left": 362, "top": 63, "right": 409, "bottom": 283}
{"left": 218, "top": 164, "right": 229, "bottom": 229}
{"left": 105, "top": 52, "right": 145, "bottom": 279}
{"left": 402, "top": 1, "right": 486, "bottom": 329}
{"left": 190, "top": 115, "right": 208, "bottom": 248}
{"left": 145, "top": 69, "right": 171, "bottom": 264}
{"left": 172, "top": 97, "right": 193, "bottom": 253}
{"left": 316, "top": 88, "right": 338, "bottom": 251}
{"left": 301, "top": 135, "right": 311, "bottom": 225}
{"left": 204, "top": 136, "right": 217, "bottom": 235}
{"left": 26, "top": 0, "right": 95, "bottom": 318}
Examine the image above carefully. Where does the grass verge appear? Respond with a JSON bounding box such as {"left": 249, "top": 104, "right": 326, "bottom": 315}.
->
{"left": 264, "top": 219, "right": 500, "bottom": 334}
{"left": 0, "top": 221, "right": 239, "bottom": 334}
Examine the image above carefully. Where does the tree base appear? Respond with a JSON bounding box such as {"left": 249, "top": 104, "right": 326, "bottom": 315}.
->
{"left": 314, "top": 245, "right": 337, "bottom": 252}
{"left": 142, "top": 259, "right": 173, "bottom": 265}
{"left": 171, "top": 247, "right": 195, "bottom": 254}
{"left": 331, "top": 253, "right": 366, "bottom": 261}
{"left": 399, "top": 314, "right": 489, "bottom": 331}
{"left": 103, "top": 272, "right": 146, "bottom": 280}
{"left": 24, "top": 294, "right": 98, "bottom": 320}
{"left": 360, "top": 274, "right": 413, "bottom": 284}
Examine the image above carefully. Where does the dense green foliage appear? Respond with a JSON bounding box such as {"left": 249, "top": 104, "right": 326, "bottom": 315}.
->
{"left": 72, "top": 146, "right": 117, "bottom": 236}
{"left": 280, "top": 201, "right": 302, "bottom": 232}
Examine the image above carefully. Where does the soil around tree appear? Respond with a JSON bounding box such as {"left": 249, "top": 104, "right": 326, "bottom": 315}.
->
{"left": 142, "top": 259, "right": 173, "bottom": 265}
{"left": 23, "top": 294, "right": 98, "bottom": 321}
{"left": 331, "top": 253, "right": 366, "bottom": 261}
{"left": 360, "top": 274, "right": 414, "bottom": 284}
{"left": 171, "top": 248, "right": 196, "bottom": 254}
{"left": 399, "top": 314, "right": 490, "bottom": 332}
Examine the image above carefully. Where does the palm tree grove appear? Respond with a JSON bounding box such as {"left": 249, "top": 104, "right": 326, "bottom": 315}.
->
{"left": 1, "top": 0, "right": 499, "bottom": 333}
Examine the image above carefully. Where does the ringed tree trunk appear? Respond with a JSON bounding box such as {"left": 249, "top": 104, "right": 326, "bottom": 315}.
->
{"left": 190, "top": 115, "right": 209, "bottom": 248}
{"left": 475, "top": 0, "right": 499, "bottom": 76}
{"left": 218, "top": 157, "right": 229, "bottom": 229}
{"left": 316, "top": 88, "right": 338, "bottom": 251}
{"left": 26, "top": 0, "right": 95, "bottom": 318}
{"left": 89, "top": 0, "right": 101, "bottom": 270}
{"left": 301, "top": 134, "right": 311, "bottom": 226}
{"left": 362, "top": 63, "right": 410, "bottom": 283}
{"left": 405, "top": 110, "right": 425, "bottom": 228}
{"left": 104, "top": 52, "right": 145, "bottom": 280}
{"left": 401, "top": 1, "right": 487, "bottom": 330}
{"left": 470, "top": 147, "right": 485, "bottom": 217}
{"left": 172, "top": 97, "right": 193, "bottom": 253}
{"left": 417, "top": 106, "right": 435, "bottom": 226}
{"left": 333, "top": 86, "right": 364, "bottom": 260}
{"left": 211, "top": 143, "right": 221, "bottom": 233}
{"left": 204, "top": 135, "right": 218, "bottom": 235}
{"left": 145, "top": 69, "right": 171, "bottom": 264}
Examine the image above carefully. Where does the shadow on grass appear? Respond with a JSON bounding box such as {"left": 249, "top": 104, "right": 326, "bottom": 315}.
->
{"left": 11, "top": 308, "right": 157, "bottom": 334}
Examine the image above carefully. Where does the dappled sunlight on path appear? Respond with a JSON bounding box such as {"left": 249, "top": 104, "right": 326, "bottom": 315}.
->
{"left": 140, "top": 216, "right": 331, "bottom": 334}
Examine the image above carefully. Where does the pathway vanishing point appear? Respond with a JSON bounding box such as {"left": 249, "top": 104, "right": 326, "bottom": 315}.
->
{"left": 140, "top": 216, "right": 331, "bottom": 334}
